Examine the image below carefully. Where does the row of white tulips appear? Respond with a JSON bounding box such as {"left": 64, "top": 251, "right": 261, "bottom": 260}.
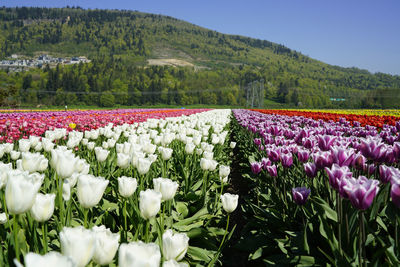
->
{"left": 0, "top": 109, "right": 239, "bottom": 266}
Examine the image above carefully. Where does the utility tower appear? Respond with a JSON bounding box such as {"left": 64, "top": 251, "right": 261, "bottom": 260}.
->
{"left": 245, "top": 79, "right": 264, "bottom": 108}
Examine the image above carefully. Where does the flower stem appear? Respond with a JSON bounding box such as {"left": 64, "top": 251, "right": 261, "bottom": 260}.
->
{"left": 83, "top": 208, "right": 89, "bottom": 228}
{"left": 123, "top": 199, "right": 127, "bottom": 242}
{"left": 13, "top": 214, "right": 19, "bottom": 261}
{"left": 218, "top": 213, "right": 230, "bottom": 252}
{"left": 57, "top": 174, "right": 64, "bottom": 230}
{"left": 145, "top": 220, "right": 150, "bottom": 243}
{"left": 337, "top": 192, "right": 342, "bottom": 257}
{"left": 395, "top": 217, "right": 398, "bottom": 256}
{"left": 42, "top": 223, "right": 48, "bottom": 253}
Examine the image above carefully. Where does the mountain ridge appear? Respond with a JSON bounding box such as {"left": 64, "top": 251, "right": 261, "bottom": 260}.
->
{"left": 0, "top": 6, "right": 399, "bottom": 108}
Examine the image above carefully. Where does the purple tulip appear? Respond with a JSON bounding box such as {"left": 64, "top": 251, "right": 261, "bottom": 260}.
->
{"left": 268, "top": 149, "right": 280, "bottom": 162}
{"left": 330, "top": 146, "right": 354, "bottom": 167}
{"left": 391, "top": 183, "right": 400, "bottom": 208}
{"left": 254, "top": 138, "right": 262, "bottom": 146}
{"left": 343, "top": 176, "right": 380, "bottom": 210}
{"left": 292, "top": 187, "right": 311, "bottom": 205}
{"left": 266, "top": 165, "right": 277, "bottom": 177}
{"left": 280, "top": 153, "right": 293, "bottom": 168}
{"left": 318, "top": 135, "right": 336, "bottom": 151}
{"left": 304, "top": 162, "right": 317, "bottom": 178}
{"left": 261, "top": 157, "right": 271, "bottom": 170}
{"left": 363, "top": 163, "right": 376, "bottom": 175}
{"left": 251, "top": 162, "right": 262, "bottom": 175}
{"left": 379, "top": 165, "right": 394, "bottom": 184}
{"left": 297, "top": 149, "right": 310, "bottom": 163}
{"left": 352, "top": 153, "right": 366, "bottom": 170}
{"left": 302, "top": 138, "right": 315, "bottom": 149}
{"left": 313, "top": 151, "right": 333, "bottom": 170}
{"left": 360, "top": 138, "right": 386, "bottom": 161}
{"left": 325, "top": 164, "right": 353, "bottom": 191}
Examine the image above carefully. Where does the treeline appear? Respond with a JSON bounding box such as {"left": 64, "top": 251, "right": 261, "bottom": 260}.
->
{"left": 0, "top": 7, "right": 400, "bottom": 108}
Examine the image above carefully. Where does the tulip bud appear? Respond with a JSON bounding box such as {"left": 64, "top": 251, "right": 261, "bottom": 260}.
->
{"left": 118, "top": 176, "right": 137, "bottom": 198}
{"left": 30, "top": 193, "right": 55, "bottom": 222}
{"left": 63, "top": 181, "right": 71, "bottom": 201}
{"left": 162, "top": 229, "right": 189, "bottom": 261}
{"left": 153, "top": 178, "right": 179, "bottom": 201}
{"left": 292, "top": 187, "right": 311, "bottom": 205}
{"left": 163, "top": 260, "right": 189, "bottom": 267}
{"left": 0, "top": 162, "right": 12, "bottom": 189}
{"left": 60, "top": 226, "right": 95, "bottom": 267}
{"left": 18, "top": 139, "right": 31, "bottom": 152}
{"left": 220, "top": 193, "right": 238, "bottom": 213}
{"left": 219, "top": 165, "right": 230, "bottom": 178}
{"left": 22, "top": 252, "right": 76, "bottom": 267}
{"left": 119, "top": 241, "right": 161, "bottom": 267}
{"left": 159, "top": 147, "right": 173, "bottom": 161}
{"left": 137, "top": 158, "right": 152, "bottom": 175}
{"left": 0, "top": 213, "right": 7, "bottom": 224}
{"left": 77, "top": 174, "right": 109, "bottom": 209}
{"left": 10, "top": 150, "right": 21, "bottom": 160}
{"left": 185, "top": 143, "right": 195, "bottom": 154}
{"left": 92, "top": 225, "right": 120, "bottom": 265}
{"left": 6, "top": 170, "right": 42, "bottom": 214}
{"left": 117, "top": 153, "right": 130, "bottom": 169}
{"left": 95, "top": 147, "right": 110, "bottom": 162}
{"left": 87, "top": 142, "right": 95, "bottom": 150}
{"left": 139, "top": 189, "right": 162, "bottom": 219}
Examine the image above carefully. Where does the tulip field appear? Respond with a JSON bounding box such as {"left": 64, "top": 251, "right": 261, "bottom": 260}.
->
{"left": 1, "top": 108, "right": 400, "bottom": 266}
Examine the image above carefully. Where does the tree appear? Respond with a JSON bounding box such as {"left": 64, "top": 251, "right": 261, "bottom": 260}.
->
{"left": 99, "top": 91, "right": 115, "bottom": 107}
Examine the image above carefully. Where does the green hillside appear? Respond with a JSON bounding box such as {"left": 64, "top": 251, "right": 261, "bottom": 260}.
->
{"left": 0, "top": 6, "right": 399, "bottom": 108}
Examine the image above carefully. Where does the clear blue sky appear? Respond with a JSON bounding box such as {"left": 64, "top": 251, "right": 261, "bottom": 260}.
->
{"left": 3, "top": 0, "right": 400, "bottom": 75}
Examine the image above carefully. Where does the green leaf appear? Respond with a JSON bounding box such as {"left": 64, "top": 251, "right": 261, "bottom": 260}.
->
{"left": 313, "top": 197, "right": 337, "bottom": 222}
{"left": 250, "top": 247, "right": 263, "bottom": 260}
{"left": 175, "top": 202, "right": 189, "bottom": 218}
{"left": 187, "top": 246, "right": 216, "bottom": 262}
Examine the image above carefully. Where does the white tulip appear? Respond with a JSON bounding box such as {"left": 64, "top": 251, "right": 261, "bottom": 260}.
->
{"left": 23, "top": 252, "right": 76, "bottom": 267}
{"left": 81, "top": 138, "right": 89, "bottom": 146}
{"left": 87, "top": 142, "right": 95, "bottom": 150}
{"left": 92, "top": 225, "right": 120, "bottom": 265}
{"left": 29, "top": 136, "right": 40, "bottom": 147}
{"left": 51, "top": 149, "right": 79, "bottom": 179}
{"left": 18, "top": 152, "right": 48, "bottom": 173}
{"left": 30, "top": 193, "right": 55, "bottom": 222}
{"left": 0, "top": 162, "right": 12, "bottom": 189}
{"left": 118, "top": 176, "right": 137, "bottom": 198}
{"left": 75, "top": 160, "right": 89, "bottom": 175}
{"left": 162, "top": 229, "right": 189, "bottom": 261}
{"left": 200, "top": 158, "right": 211, "bottom": 171}
{"left": 143, "top": 143, "right": 157, "bottom": 154}
{"left": 95, "top": 147, "right": 109, "bottom": 162}
{"left": 117, "top": 153, "right": 130, "bottom": 169}
{"left": 77, "top": 174, "right": 109, "bottom": 209}
{"left": 10, "top": 150, "right": 21, "bottom": 160}
{"left": 139, "top": 189, "right": 162, "bottom": 219}
{"left": 41, "top": 138, "right": 55, "bottom": 152}
{"left": 219, "top": 165, "right": 230, "bottom": 178}
{"left": 185, "top": 143, "right": 195, "bottom": 154}
{"left": 0, "top": 213, "right": 7, "bottom": 224}
{"left": 62, "top": 181, "right": 71, "bottom": 201}
{"left": 119, "top": 241, "right": 161, "bottom": 267}
{"left": 60, "top": 226, "right": 95, "bottom": 267}
{"left": 159, "top": 147, "right": 173, "bottom": 161}
{"left": 107, "top": 138, "right": 116, "bottom": 148}
{"left": 209, "top": 160, "right": 218, "bottom": 171}
{"left": 137, "top": 157, "right": 152, "bottom": 175}
{"left": 230, "top": 142, "right": 236, "bottom": 149}
{"left": 5, "top": 170, "right": 42, "bottom": 214}
{"left": 153, "top": 178, "right": 179, "bottom": 201}
{"left": 203, "top": 151, "right": 214, "bottom": 160}
{"left": 101, "top": 141, "right": 109, "bottom": 149}
{"left": 3, "top": 143, "right": 13, "bottom": 153}
{"left": 148, "top": 154, "right": 158, "bottom": 163}
{"left": 18, "top": 139, "right": 31, "bottom": 152}
{"left": 220, "top": 193, "right": 239, "bottom": 213}
{"left": 162, "top": 260, "right": 189, "bottom": 267}
{"left": 196, "top": 148, "right": 203, "bottom": 156}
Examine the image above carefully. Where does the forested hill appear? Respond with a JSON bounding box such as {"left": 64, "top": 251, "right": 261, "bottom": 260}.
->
{"left": 0, "top": 6, "right": 399, "bottom": 108}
